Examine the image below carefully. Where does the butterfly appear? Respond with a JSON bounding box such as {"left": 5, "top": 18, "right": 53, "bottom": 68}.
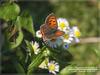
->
{"left": 40, "top": 13, "right": 65, "bottom": 42}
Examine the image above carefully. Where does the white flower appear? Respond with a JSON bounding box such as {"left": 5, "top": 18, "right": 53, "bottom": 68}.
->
{"left": 72, "top": 26, "right": 81, "bottom": 38}
{"left": 30, "top": 41, "right": 40, "bottom": 55}
{"left": 48, "top": 61, "right": 59, "bottom": 75}
{"left": 72, "top": 26, "right": 81, "bottom": 43}
{"left": 61, "top": 29, "right": 74, "bottom": 44}
{"left": 61, "top": 26, "right": 81, "bottom": 44}
{"left": 36, "top": 30, "right": 42, "bottom": 38}
{"left": 57, "top": 18, "right": 69, "bottom": 32}
{"left": 39, "top": 59, "right": 59, "bottom": 75}
{"left": 62, "top": 34, "right": 73, "bottom": 44}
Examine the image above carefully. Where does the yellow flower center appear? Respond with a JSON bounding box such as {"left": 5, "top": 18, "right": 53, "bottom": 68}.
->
{"left": 48, "top": 64, "right": 55, "bottom": 71}
{"left": 59, "top": 22, "right": 66, "bottom": 30}
{"left": 63, "top": 34, "right": 69, "bottom": 39}
{"left": 74, "top": 31, "right": 81, "bottom": 37}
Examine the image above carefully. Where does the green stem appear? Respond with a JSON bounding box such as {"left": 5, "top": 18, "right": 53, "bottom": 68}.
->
{"left": 27, "top": 47, "right": 46, "bottom": 75}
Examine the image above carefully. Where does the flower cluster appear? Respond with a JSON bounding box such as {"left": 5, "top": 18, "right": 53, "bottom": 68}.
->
{"left": 36, "top": 18, "right": 81, "bottom": 49}
{"left": 30, "top": 18, "right": 81, "bottom": 75}
{"left": 57, "top": 18, "right": 81, "bottom": 44}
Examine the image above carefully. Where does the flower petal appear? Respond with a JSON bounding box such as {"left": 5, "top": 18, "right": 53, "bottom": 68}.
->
{"left": 36, "top": 30, "right": 42, "bottom": 38}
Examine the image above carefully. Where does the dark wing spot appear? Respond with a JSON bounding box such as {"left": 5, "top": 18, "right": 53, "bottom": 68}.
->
{"left": 53, "top": 21, "right": 55, "bottom": 22}
{"left": 49, "top": 22, "right": 51, "bottom": 25}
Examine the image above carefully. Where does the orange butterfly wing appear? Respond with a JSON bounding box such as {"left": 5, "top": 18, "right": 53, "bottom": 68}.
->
{"left": 55, "top": 30, "right": 65, "bottom": 37}
{"left": 45, "top": 13, "right": 58, "bottom": 29}
{"left": 40, "top": 13, "right": 65, "bottom": 41}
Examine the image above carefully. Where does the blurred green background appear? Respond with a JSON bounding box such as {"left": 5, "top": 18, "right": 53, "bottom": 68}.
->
{"left": 1, "top": 0, "right": 100, "bottom": 75}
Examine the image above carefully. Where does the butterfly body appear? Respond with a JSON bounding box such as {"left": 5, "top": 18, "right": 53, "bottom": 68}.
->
{"left": 40, "top": 13, "right": 65, "bottom": 41}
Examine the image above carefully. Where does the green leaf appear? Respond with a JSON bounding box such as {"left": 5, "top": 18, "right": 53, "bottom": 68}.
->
{"left": 9, "top": 29, "right": 23, "bottom": 49}
{"left": 12, "top": 56, "right": 26, "bottom": 74}
{"left": 14, "top": 61, "right": 26, "bottom": 74}
{"left": 16, "top": 12, "right": 35, "bottom": 36}
{"left": 0, "top": 3, "right": 20, "bottom": 21}
{"left": 25, "top": 40, "right": 33, "bottom": 52}
{"left": 27, "top": 52, "right": 45, "bottom": 75}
